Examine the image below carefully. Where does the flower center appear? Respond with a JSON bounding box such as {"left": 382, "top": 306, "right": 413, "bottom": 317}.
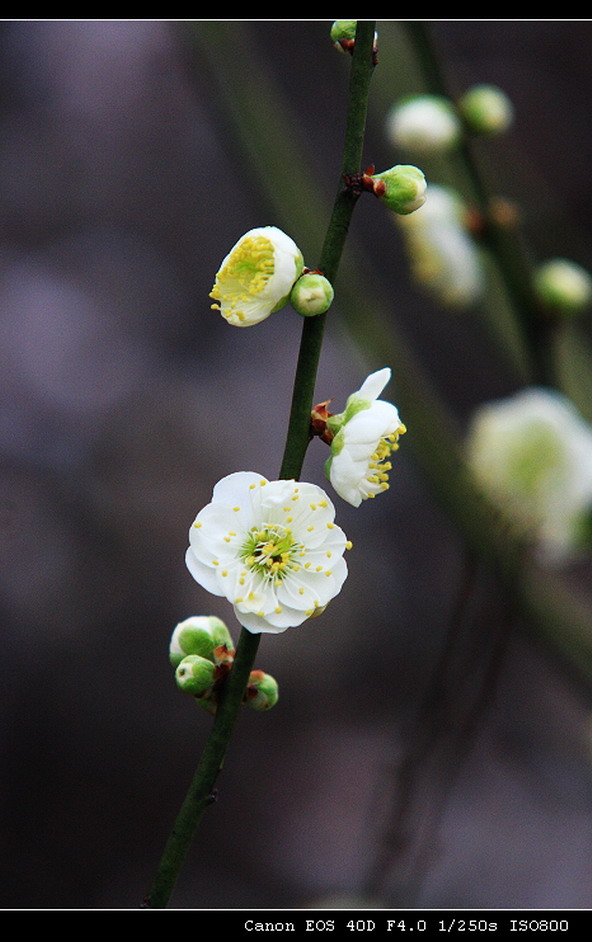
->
{"left": 240, "top": 524, "right": 300, "bottom": 581}
{"left": 210, "top": 235, "right": 275, "bottom": 323}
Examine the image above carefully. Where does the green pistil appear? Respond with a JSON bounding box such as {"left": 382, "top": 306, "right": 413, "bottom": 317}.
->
{"left": 240, "top": 525, "right": 300, "bottom": 581}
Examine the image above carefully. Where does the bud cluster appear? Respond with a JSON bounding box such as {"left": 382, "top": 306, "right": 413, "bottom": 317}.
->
{"left": 170, "top": 616, "right": 279, "bottom": 714}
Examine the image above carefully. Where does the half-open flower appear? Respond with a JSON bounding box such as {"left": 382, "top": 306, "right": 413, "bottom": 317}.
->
{"left": 210, "top": 226, "right": 304, "bottom": 327}
{"left": 324, "top": 368, "right": 406, "bottom": 507}
{"left": 186, "top": 472, "right": 350, "bottom": 634}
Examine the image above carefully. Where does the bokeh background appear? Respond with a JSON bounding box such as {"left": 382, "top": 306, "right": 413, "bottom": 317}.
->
{"left": 2, "top": 19, "right": 592, "bottom": 910}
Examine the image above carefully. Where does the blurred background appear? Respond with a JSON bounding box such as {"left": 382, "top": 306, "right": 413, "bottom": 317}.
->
{"left": 2, "top": 19, "right": 592, "bottom": 910}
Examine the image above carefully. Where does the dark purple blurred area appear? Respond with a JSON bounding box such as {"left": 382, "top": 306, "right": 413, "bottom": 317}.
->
{"left": 2, "top": 20, "right": 592, "bottom": 910}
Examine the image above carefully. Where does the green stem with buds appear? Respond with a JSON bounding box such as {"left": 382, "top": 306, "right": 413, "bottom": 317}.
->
{"left": 143, "top": 21, "right": 377, "bottom": 909}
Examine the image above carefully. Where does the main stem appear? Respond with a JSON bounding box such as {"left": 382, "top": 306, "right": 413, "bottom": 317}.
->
{"left": 143, "top": 21, "right": 376, "bottom": 909}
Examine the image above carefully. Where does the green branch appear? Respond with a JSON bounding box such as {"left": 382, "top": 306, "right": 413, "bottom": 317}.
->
{"left": 143, "top": 21, "right": 377, "bottom": 909}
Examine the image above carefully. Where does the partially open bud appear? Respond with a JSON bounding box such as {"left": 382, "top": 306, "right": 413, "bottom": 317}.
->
{"left": 386, "top": 95, "right": 461, "bottom": 154}
{"left": 534, "top": 258, "right": 592, "bottom": 318}
{"left": 370, "top": 165, "right": 427, "bottom": 215}
{"left": 169, "top": 615, "right": 234, "bottom": 668}
{"left": 175, "top": 654, "right": 216, "bottom": 696}
{"left": 290, "top": 271, "right": 334, "bottom": 317}
{"left": 243, "top": 670, "right": 279, "bottom": 711}
{"left": 458, "top": 84, "right": 514, "bottom": 136}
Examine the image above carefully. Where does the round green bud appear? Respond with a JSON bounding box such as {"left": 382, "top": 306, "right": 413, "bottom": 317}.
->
{"left": 244, "top": 670, "right": 279, "bottom": 711}
{"left": 330, "top": 20, "right": 357, "bottom": 47}
{"left": 372, "top": 165, "right": 427, "bottom": 215}
{"left": 169, "top": 615, "right": 233, "bottom": 668}
{"left": 175, "top": 655, "right": 216, "bottom": 696}
{"left": 290, "top": 272, "right": 334, "bottom": 317}
{"left": 534, "top": 258, "right": 592, "bottom": 317}
{"left": 330, "top": 20, "right": 358, "bottom": 52}
{"left": 458, "top": 84, "right": 514, "bottom": 136}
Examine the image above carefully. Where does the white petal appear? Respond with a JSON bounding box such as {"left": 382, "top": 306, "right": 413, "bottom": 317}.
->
{"left": 185, "top": 547, "right": 224, "bottom": 597}
{"left": 355, "top": 367, "right": 392, "bottom": 402}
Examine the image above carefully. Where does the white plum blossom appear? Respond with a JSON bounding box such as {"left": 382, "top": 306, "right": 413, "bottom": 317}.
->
{"left": 324, "top": 368, "right": 406, "bottom": 507}
{"left": 186, "top": 472, "right": 350, "bottom": 634}
{"left": 466, "top": 387, "right": 592, "bottom": 563}
{"left": 210, "top": 226, "right": 303, "bottom": 327}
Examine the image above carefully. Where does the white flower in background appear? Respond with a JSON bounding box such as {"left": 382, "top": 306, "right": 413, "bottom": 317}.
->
{"left": 186, "top": 472, "right": 350, "bottom": 634}
{"left": 210, "top": 226, "right": 303, "bottom": 327}
{"left": 395, "top": 184, "right": 485, "bottom": 308}
{"left": 466, "top": 387, "right": 592, "bottom": 563}
{"left": 386, "top": 95, "right": 461, "bottom": 154}
{"left": 324, "top": 368, "right": 406, "bottom": 507}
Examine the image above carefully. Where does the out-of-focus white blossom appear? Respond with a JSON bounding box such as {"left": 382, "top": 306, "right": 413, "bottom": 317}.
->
{"left": 386, "top": 95, "right": 461, "bottom": 154}
{"left": 466, "top": 387, "right": 592, "bottom": 563}
{"left": 395, "top": 184, "right": 485, "bottom": 308}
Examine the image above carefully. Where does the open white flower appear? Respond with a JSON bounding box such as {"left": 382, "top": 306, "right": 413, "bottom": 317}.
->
{"left": 324, "top": 368, "right": 406, "bottom": 507}
{"left": 466, "top": 387, "right": 592, "bottom": 563}
{"left": 186, "top": 471, "right": 350, "bottom": 634}
{"left": 210, "top": 226, "right": 303, "bottom": 327}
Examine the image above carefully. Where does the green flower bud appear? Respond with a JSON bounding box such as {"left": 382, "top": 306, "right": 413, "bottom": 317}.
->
{"left": 371, "top": 164, "right": 427, "bottom": 216}
{"left": 244, "top": 670, "right": 279, "bottom": 711}
{"left": 175, "top": 655, "right": 216, "bottom": 696}
{"left": 534, "top": 258, "right": 592, "bottom": 317}
{"left": 330, "top": 20, "right": 357, "bottom": 48}
{"left": 169, "top": 615, "right": 234, "bottom": 668}
{"left": 458, "top": 84, "right": 514, "bottom": 136}
{"left": 330, "top": 20, "right": 378, "bottom": 58}
{"left": 290, "top": 272, "right": 334, "bottom": 317}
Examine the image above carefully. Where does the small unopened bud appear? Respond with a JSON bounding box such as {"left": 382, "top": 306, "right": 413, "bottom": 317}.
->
{"left": 330, "top": 20, "right": 377, "bottom": 58}
{"left": 330, "top": 20, "right": 357, "bottom": 51}
{"left": 291, "top": 272, "right": 334, "bottom": 317}
{"left": 175, "top": 655, "right": 216, "bottom": 696}
{"left": 534, "top": 258, "right": 592, "bottom": 317}
{"left": 371, "top": 165, "right": 427, "bottom": 215}
{"left": 244, "top": 670, "right": 279, "bottom": 711}
{"left": 169, "top": 615, "right": 234, "bottom": 668}
{"left": 386, "top": 95, "right": 461, "bottom": 154}
{"left": 458, "top": 84, "right": 514, "bottom": 136}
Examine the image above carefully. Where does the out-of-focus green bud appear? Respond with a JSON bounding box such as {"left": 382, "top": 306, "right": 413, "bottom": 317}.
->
{"left": 371, "top": 164, "right": 427, "bottom": 215}
{"left": 290, "top": 271, "right": 334, "bottom": 317}
{"left": 169, "top": 615, "right": 234, "bottom": 668}
{"left": 243, "top": 670, "right": 279, "bottom": 711}
{"left": 458, "top": 84, "right": 514, "bottom": 136}
{"left": 175, "top": 655, "right": 216, "bottom": 696}
{"left": 386, "top": 95, "right": 461, "bottom": 154}
{"left": 534, "top": 258, "right": 592, "bottom": 317}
